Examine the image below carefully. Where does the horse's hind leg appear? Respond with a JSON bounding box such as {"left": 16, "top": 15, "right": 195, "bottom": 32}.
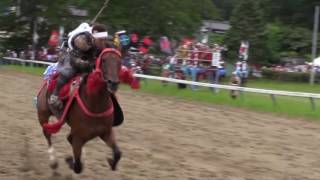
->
{"left": 100, "top": 128, "right": 121, "bottom": 171}
{"left": 66, "top": 136, "right": 84, "bottom": 174}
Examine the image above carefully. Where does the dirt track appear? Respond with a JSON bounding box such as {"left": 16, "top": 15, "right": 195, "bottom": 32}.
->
{"left": 1, "top": 69, "right": 320, "bottom": 180}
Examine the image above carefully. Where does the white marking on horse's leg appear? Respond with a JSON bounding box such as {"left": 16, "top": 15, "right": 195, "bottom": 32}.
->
{"left": 48, "top": 146, "right": 58, "bottom": 169}
{"left": 48, "top": 146, "right": 55, "bottom": 161}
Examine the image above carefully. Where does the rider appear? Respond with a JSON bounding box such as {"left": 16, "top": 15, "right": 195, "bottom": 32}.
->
{"left": 49, "top": 23, "right": 109, "bottom": 109}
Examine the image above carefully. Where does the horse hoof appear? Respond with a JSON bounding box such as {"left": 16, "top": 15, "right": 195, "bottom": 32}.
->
{"left": 74, "top": 162, "right": 83, "bottom": 174}
{"left": 108, "top": 151, "right": 121, "bottom": 171}
{"left": 50, "top": 161, "right": 59, "bottom": 170}
{"left": 107, "top": 158, "right": 116, "bottom": 171}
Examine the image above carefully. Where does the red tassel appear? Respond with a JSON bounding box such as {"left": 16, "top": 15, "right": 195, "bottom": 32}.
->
{"left": 120, "top": 66, "right": 133, "bottom": 84}
{"left": 131, "top": 78, "right": 140, "bottom": 89}
{"left": 43, "top": 121, "right": 64, "bottom": 134}
{"left": 120, "top": 66, "right": 140, "bottom": 89}
{"left": 86, "top": 71, "right": 105, "bottom": 95}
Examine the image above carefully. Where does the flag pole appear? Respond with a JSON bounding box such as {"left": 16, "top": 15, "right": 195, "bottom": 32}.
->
{"left": 91, "top": 0, "right": 111, "bottom": 24}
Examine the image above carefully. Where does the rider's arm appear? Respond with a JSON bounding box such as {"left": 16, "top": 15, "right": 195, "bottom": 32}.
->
{"left": 70, "top": 57, "right": 90, "bottom": 69}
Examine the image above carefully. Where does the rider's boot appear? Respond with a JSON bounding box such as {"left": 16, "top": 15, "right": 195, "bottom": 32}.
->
{"left": 48, "top": 75, "right": 69, "bottom": 109}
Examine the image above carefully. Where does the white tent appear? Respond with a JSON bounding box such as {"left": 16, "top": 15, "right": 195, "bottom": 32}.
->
{"left": 313, "top": 57, "right": 320, "bottom": 66}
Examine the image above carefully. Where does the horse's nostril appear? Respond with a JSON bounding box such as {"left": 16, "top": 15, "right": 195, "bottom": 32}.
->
{"left": 108, "top": 80, "right": 120, "bottom": 87}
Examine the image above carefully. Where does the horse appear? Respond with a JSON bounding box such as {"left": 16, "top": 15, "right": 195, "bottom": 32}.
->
{"left": 36, "top": 48, "right": 122, "bottom": 174}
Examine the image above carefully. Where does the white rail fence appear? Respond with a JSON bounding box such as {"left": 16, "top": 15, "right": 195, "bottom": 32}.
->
{"left": 1, "top": 57, "right": 319, "bottom": 111}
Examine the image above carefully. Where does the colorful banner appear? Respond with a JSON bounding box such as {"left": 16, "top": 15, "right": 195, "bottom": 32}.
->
{"left": 160, "top": 36, "right": 172, "bottom": 54}
{"left": 48, "top": 30, "right": 59, "bottom": 46}
{"left": 239, "top": 40, "right": 249, "bottom": 61}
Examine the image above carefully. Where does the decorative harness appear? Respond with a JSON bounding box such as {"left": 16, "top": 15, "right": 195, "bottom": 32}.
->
{"left": 42, "top": 48, "right": 122, "bottom": 134}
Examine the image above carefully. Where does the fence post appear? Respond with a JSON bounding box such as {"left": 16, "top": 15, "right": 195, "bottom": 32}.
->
{"left": 270, "top": 94, "right": 277, "bottom": 106}
{"left": 310, "top": 97, "right": 316, "bottom": 111}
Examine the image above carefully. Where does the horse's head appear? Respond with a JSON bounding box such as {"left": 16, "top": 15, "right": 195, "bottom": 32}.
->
{"left": 95, "top": 48, "right": 122, "bottom": 94}
{"left": 101, "top": 49, "right": 122, "bottom": 93}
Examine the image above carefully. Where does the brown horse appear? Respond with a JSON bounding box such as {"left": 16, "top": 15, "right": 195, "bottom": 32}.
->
{"left": 36, "top": 48, "right": 122, "bottom": 174}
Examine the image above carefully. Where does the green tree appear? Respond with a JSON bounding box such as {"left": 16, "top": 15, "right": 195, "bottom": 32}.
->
{"left": 0, "top": 0, "right": 221, "bottom": 51}
{"left": 0, "top": 0, "right": 80, "bottom": 51}
{"left": 99, "top": 0, "right": 220, "bottom": 38}
{"left": 265, "top": 23, "right": 284, "bottom": 63}
{"left": 259, "top": 0, "right": 317, "bottom": 29}
{"left": 281, "top": 27, "right": 312, "bottom": 55}
{"left": 225, "top": 0, "right": 270, "bottom": 65}
{"left": 211, "top": 0, "right": 239, "bottom": 20}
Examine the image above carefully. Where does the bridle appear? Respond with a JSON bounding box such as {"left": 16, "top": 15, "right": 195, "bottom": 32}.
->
{"left": 95, "top": 48, "right": 122, "bottom": 91}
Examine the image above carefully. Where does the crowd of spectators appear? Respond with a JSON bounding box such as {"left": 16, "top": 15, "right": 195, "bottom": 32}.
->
{"left": 5, "top": 45, "right": 58, "bottom": 62}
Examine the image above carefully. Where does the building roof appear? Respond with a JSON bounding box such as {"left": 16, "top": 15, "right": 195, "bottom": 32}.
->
{"left": 202, "top": 20, "right": 231, "bottom": 33}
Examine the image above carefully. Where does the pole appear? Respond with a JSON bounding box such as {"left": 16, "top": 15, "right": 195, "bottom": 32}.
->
{"left": 32, "top": 17, "right": 38, "bottom": 60}
{"left": 91, "top": 0, "right": 110, "bottom": 24}
{"left": 16, "top": 0, "right": 21, "bottom": 16}
{"left": 310, "top": 5, "right": 320, "bottom": 85}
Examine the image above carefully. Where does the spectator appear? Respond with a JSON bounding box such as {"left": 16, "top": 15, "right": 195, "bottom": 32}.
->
{"left": 47, "top": 46, "right": 57, "bottom": 62}
{"left": 19, "top": 51, "right": 26, "bottom": 59}
{"left": 37, "top": 47, "right": 47, "bottom": 61}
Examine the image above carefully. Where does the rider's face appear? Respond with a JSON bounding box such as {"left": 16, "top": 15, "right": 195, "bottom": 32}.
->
{"left": 94, "top": 38, "right": 107, "bottom": 50}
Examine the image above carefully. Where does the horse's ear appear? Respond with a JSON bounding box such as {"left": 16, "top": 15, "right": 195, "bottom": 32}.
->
{"left": 105, "top": 40, "right": 116, "bottom": 49}
{"left": 120, "top": 46, "right": 129, "bottom": 57}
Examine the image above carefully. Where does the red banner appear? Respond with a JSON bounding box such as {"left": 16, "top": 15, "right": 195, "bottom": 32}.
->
{"left": 48, "top": 30, "right": 59, "bottom": 46}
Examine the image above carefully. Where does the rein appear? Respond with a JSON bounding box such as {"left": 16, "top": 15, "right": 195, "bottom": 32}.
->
{"left": 75, "top": 85, "right": 114, "bottom": 118}
{"left": 43, "top": 77, "right": 114, "bottom": 134}
{"left": 95, "top": 48, "right": 121, "bottom": 70}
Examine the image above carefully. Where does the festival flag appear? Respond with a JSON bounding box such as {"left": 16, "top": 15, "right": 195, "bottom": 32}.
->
{"left": 160, "top": 36, "right": 172, "bottom": 55}
{"left": 139, "top": 36, "right": 153, "bottom": 54}
{"left": 130, "top": 33, "right": 139, "bottom": 48}
{"left": 239, "top": 41, "right": 249, "bottom": 60}
{"left": 48, "top": 30, "right": 59, "bottom": 46}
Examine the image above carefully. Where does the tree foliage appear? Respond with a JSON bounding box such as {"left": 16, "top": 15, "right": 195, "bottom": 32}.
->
{"left": 0, "top": 0, "right": 318, "bottom": 64}
{"left": 225, "top": 0, "right": 270, "bottom": 64}
{"left": 0, "top": 0, "right": 220, "bottom": 51}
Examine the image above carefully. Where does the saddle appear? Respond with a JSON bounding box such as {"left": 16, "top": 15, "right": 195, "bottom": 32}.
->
{"left": 45, "top": 73, "right": 124, "bottom": 127}
{"left": 47, "top": 73, "right": 77, "bottom": 100}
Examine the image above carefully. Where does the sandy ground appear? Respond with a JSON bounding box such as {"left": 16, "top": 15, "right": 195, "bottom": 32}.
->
{"left": 1, "top": 69, "right": 320, "bottom": 180}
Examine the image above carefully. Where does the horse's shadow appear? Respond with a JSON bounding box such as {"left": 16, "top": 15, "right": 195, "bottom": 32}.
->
{"left": 49, "top": 171, "right": 73, "bottom": 180}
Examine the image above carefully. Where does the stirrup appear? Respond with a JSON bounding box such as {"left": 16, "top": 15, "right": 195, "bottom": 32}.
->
{"left": 48, "top": 95, "right": 63, "bottom": 109}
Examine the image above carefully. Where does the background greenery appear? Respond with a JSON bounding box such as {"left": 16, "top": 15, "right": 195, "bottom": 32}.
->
{"left": 0, "top": 0, "right": 318, "bottom": 65}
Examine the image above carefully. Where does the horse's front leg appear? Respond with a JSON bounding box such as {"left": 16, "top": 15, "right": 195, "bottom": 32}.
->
{"left": 100, "top": 128, "right": 121, "bottom": 171}
{"left": 66, "top": 136, "right": 84, "bottom": 174}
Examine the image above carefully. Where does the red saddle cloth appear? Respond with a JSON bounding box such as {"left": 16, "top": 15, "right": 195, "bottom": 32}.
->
{"left": 47, "top": 73, "right": 79, "bottom": 100}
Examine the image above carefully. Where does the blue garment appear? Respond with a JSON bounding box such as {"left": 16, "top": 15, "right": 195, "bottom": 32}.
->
{"left": 235, "top": 70, "right": 248, "bottom": 78}
{"left": 219, "top": 68, "right": 226, "bottom": 77}
{"left": 189, "top": 66, "right": 204, "bottom": 90}
{"left": 122, "top": 56, "right": 131, "bottom": 68}
{"left": 43, "top": 63, "right": 58, "bottom": 80}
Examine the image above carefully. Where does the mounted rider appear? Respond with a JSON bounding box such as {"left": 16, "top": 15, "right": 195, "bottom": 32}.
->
{"left": 49, "top": 23, "right": 109, "bottom": 109}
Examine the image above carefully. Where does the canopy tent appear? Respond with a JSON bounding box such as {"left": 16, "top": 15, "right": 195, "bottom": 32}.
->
{"left": 313, "top": 57, "right": 320, "bottom": 66}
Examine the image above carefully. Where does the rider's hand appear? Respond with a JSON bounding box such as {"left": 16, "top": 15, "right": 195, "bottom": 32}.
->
{"left": 74, "top": 58, "right": 90, "bottom": 68}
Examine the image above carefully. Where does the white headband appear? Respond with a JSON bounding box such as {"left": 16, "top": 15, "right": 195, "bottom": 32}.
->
{"left": 116, "top": 30, "right": 126, "bottom": 34}
{"left": 92, "top": 32, "right": 108, "bottom": 39}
